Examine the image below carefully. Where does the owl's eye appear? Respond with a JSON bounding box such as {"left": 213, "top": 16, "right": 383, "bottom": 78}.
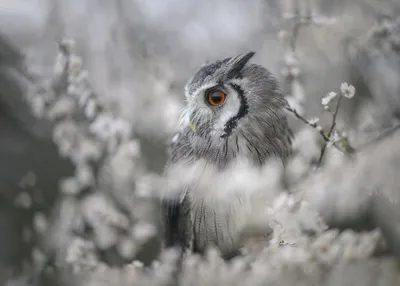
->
{"left": 206, "top": 89, "right": 226, "bottom": 107}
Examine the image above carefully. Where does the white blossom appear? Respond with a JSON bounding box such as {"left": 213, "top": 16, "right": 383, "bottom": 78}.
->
{"left": 327, "top": 130, "right": 341, "bottom": 148}
{"left": 30, "top": 95, "right": 46, "bottom": 117}
{"left": 78, "top": 89, "right": 92, "bottom": 107}
{"left": 33, "top": 212, "right": 48, "bottom": 234}
{"left": 18, "top": 171, "right": 37, "bottom": 188}
{"left": 117, "top": 236, "right": 137, "bottom": 259}
{"left": 89, "top": 113, "right": 114, "bottom": 140}
{"left": 66, "top": 237, "right": 98, "bottom": 272}
{"left": 32, "top": 248, "right": 46, "bottom": 267}
{"left": 321, "top": 91, "right": 337, "bottom": 105}
{"left": 54, "top": 52, "right": 68, "bottom": 75}
{"left": 132, "top": 260, "right": 144, "bottom": 269}
{"left": 132, "top": 222, "right": 157, "bottom": 243}
{"left": 60, "top": 177, "right": 82, "bottom": 195}
{"left": 308, "top": 117, "right": 319, "bottom": 125}
{"left": 14, "top": 192, "right": 32, "bottom": 208}
{"left": 47, "top": 96, "right": 76, "bottom": 119}
{"left": 340, "top": 82, "right": 356, "bottom": 98}
{"left": 68, "top": 54, "right": 83, "bottom": 76}
{"left": 85, "top": 98, "right": 98, "bottom": 119}
{"left": 111, "top": 118, "right": 132, "bottom": 139}
{"left": 75, "top": 164, "right": 94, "bottom": 188}
{"left": 70, "top": 139, "right": 102, "bottom": 164}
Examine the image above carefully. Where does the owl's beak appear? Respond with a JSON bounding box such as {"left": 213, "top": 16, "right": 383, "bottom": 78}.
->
{"left": 189, "top": 112, "right": 197, "bottom": 132}
{"left": 189, "top": 117, "right": 197, "bottom": 132}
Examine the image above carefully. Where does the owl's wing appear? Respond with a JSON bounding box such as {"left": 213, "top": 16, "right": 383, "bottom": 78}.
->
{"left": 161, "top": 129, "right": 193, "bottom": 252}
{"left": 161, "top": 192, "right": 192, "bottom": 250}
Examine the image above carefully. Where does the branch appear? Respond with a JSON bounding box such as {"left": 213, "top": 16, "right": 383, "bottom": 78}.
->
{"left": 285, "top": 105, "right": 351, "bottom": 156}
{"left": 318, "top": 95, "right": 343, "bottom": 165}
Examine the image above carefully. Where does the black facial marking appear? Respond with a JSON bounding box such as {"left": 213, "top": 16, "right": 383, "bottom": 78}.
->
{"left": 221, "top": 84, "right": 249, "bottom": 138}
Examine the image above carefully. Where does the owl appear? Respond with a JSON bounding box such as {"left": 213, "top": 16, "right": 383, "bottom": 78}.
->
{"left": 162, "top": 52, "right": 293, "bottom": 259}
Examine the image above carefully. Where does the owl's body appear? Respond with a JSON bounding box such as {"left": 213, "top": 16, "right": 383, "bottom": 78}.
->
{"left": 162, "top": 52, "right": 293, "bottom": 258}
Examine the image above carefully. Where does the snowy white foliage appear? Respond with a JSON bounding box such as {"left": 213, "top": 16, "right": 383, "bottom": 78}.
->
{"left": 21, "top": 43, "right": 398, "bottom": 285}
{"left": 2, "top": 1, "right": 400, "bottom": 286}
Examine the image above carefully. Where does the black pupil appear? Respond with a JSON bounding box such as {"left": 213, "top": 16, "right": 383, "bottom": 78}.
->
{"left": 210, "top": 91, "right": 223, "bottom": 103}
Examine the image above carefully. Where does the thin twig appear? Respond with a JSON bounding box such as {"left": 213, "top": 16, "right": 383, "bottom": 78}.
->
{"left": 285, "top": 106, "right": 329, "bottom": 141}
{"left": 328, "top": 95, "right": 342, "bottom": 136}
{"left": 318, "top": 95, "right": 343, "bottom": 165}
{"left": 285, "top": 105, "right": 350, "bottom": 156}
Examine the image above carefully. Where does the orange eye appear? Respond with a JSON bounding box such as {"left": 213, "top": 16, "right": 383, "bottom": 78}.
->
{"left": 206, "top": 89, "right": 226, "bottom": 107}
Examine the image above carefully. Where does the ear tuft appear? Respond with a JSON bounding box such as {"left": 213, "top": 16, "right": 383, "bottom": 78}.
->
{"left": 226, "top": 51, "right": 256, "bottom": 79}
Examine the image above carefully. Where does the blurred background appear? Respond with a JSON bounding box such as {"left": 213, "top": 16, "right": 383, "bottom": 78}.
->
{"left": 1, "top": 0, "right": 400, "bottom": 285}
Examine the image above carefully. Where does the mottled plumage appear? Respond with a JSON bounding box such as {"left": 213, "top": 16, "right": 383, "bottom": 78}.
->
{"left": 162, "top": 52, "right": 293, "bottom": 258}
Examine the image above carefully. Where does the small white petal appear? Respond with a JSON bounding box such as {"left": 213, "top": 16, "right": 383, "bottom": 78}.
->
{"left": 340, "top": 82, "right": 356, "bottom": 98}
{"left": 133, "top": 223, "right": 156, "bottom": 243}
{"left": 84, "top": 99, "right": 97, "bottom": 119}
{"left": 308, "top": 117, "right": 320, "bottom": 125}
{"left": 321, "top": 92, "right": 337, "bottom": 105}
{"left": 60, "top": 177, "right": 82, "bottom": 195}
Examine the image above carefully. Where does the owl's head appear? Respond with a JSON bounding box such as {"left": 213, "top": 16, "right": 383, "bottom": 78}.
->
{"left": 183, "top": 52, "right": 287, "bottom": 139}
